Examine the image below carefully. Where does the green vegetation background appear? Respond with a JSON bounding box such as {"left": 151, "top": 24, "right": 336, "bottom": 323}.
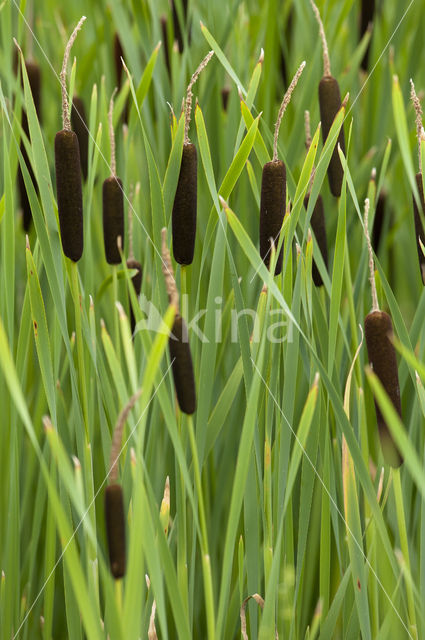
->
{"left": 0, "top": 0, "right": 425, "bottom": 638}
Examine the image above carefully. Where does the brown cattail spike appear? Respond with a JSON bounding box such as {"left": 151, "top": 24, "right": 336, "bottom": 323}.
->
{"left": 360, "top": 0, "right": 375, "bottom": 71}
{"left": 221, "top": 87, "right": 230, "bottom": 112}
{"left": 412, "top": 172, "right": 425, "bottom": 284}
{"left": 311, "top": 0, "right": 346, "bottom": 197}
{"left": 105, "top": 484, "right": 126, "bottom": 578}
{"left": 304, "top": 110, "right": 328, "bottom": 286}
{"left": 363, "top": 198, "right": 402, "bottom": 467}
{"left": 364, "top": 312, "right": 402, "bottom": 467}
{"left": 160, "top": 15, "right": 171, "bottom": 77}
{"left": 372, "top": 191, "right": 387, "bottom": 254}
{"left": 318, "top": 76, "right": 346, "bottom": 197}
{"left": 103, "top": 177, "right": 124, "bottom": 264}
{"left": 17, "top": 59, "right": 42, "bottom": 231}
{"left": 304, "top": 193, "right": 328, "bottom": 286}
{"left": 171, "top": 51, "right": 213, "bottom": 266}
{"left": 171, "top": 0, "right": 189, "bottom": 53}
{"left": 102, "top": 90, "right": 124, "bottom": 264}
{"left": 259, "top": 161, "right": 286, "bottom": 274}
{"left": 172, "top": 143, "right": 197, "bottom": 265}
{"left": 55, "top": 129, "right": 84, "bottom": 261}
{"left": 161, "top": 229, "right": 196, "bottom": 414}
{"left": 259, "top": 62, "right": 305, "bottom": 275}
{"left": 71, "top": 96, "right": 88, "bottom": 180}
{"left": 169, "top": 314, "right": 196, "bottom": 414}
{"left": 55, "top": 18, "right": 85, "bottom": 262}
{"left": 113, "top": 34, "right": 124, "bottom": 87}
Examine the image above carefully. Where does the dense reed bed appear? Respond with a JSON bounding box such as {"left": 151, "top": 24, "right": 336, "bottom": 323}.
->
{"left": 1, "top": 1, "right": 425, "bottom": 639}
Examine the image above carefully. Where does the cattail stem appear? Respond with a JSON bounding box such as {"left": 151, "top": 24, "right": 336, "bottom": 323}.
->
{"left": 364, "top": 198, "right": 379, "bottom": 312}
{"left": 112, "top": 266, "right": 120, "bottom": 354}
{"left": 108, "top": 88, "right": 118, "bottom": 176}
{"left": 109, "top": 389, "right": 142, "bottom": 483}
{"left": 161, "top": 227, "right": 179, "bottom": 311}
{"left": 310, "top": 0, "right": 331, "bottom": 76}
{"left": 304, "top": 109, "right": 317, "bottom": 192}
{"left": 115, "top": 580, "right": 123, "bottom": 612}
{"left": 186, "top": 415, "right": 216, "bottom": 640}
{"left": 127, "top": 183, "right": 135, "bottom": 260}
{"left": 272, "top": 61, "right": 306, "bottom": 162}
{"left": 69, "top": 261, "right": 89, "bottom": 439}
{"left": 60, "top": 16, "right": 86, "bottom": 131}
{"left": 184, "top": 50, "right": 214, "bottom": 144}
{"left": 410, "top": 79, "right": 423, "bottom": 170}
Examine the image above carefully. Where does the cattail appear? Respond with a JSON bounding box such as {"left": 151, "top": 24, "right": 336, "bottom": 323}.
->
{"left": 410, "top": 80, "right": 425, "bottom": 284}
{"left": 363, "top": 198, "right": 402, "bottom": 467}
{"left": 55, "top": 17, "right": 86, "bottom": 262}
{"left": 304, "top": 194, "right": 328, "bottom": 285}
{"left": 16, "top": 58, "right": 41, "bottom": 231}
{"left": 103, "top": 89, "right": 124, "bottom": 264}
{"left": 169, "top": 314, "right": 196, "bottom": 414}
{"left": 113, "top": 33, "right": 129, "bottom": 123}
{"left": 412, "top": 173, "right": 425, "bottom": 284}
{"left": 310, "top": 0, "right": 346, "bottom": 197}
{"left": 160, "top": 15, "right": 171, "bottom": 77}
{"left": 259, "top": 61, "right": 305, "bottom": 275}
{"left": 304, "top": 111, "right": 328, "bottom": 286}
{"left": 126, "top": 184, "right": 142, "bottom": 335}
{"left": 221, "top": 87, "right": 230, "bottom": 112}
{"left": 104, "top": 484, "right": 126, "bottom": 579}
{"left": 172, "top": 51, "right": 214, "bottom": 265}
{"left": 279, "top": 6, "right": 294, "bottom": 90}
{"left": 360, "top": 0, "right": 375, "bottom": 71}
{"left": 171, "top": 0, "right": 189, "bottom": 53}
{"left": 105, "top": 389, "right": 142, "bottom": 578}
{"left": 71, "top": 96, "right": 89, "bottom": 181}
{"left": 279, "top": 47, "right": 288, "bottom": 90}
{"left": 372, "top": 191, "right": 387, "bottom": 254}
{"left": 162, "top": 229, "right": 196, "bottom": 414}
{"left": 113, "top": 33, "right": 124, "bottom": 88}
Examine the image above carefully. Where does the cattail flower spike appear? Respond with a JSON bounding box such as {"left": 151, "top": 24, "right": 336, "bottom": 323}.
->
{"left": 184, "top": 50, "right": 214, "bottom": 144}
{"left": 364, "top": 198, "right": 379, "bottom": 312}
{"left": 273, "top": 60, "right": 305, "bottom": 162}
{"left": 60, "top": 16, "right": 86, "bottom": 131}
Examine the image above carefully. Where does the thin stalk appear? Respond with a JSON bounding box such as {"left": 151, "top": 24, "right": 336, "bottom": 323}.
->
{"left": 69, "top": 260, "right": 89, "bottom": 439}
{"left": 186, "top": 414, "right": 216, "bottom": 640}
{"left": 112, "top": 265, "right": 120, "bottom": 358}
{"left": 344, "top": 247, "right": 362, "bottom": 385}
{"left": 263, "top": 431, "right": 273, "bottom": 588}
{"left": 176, "top": 411, "right": 189, "bottom": 619}
{"left": 180, "top": 266, "right": 187, "bottom": 319}
{"left": 115, "top": 579, "right": 123, "bottom": 616}
{"left": 83, "top": 443, "right": 100, "bottom": 615}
